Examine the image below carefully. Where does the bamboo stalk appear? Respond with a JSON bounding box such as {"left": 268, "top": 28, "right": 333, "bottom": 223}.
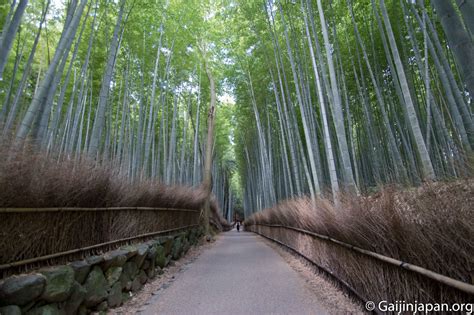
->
{"left": 0, "top": 207, "right": 200, "bottom": 213}
{"left": 0, "top": 224, "right": 199, "bottom": 271}
{"left": 254, "top": 224, "right": 474, "bottom": 295}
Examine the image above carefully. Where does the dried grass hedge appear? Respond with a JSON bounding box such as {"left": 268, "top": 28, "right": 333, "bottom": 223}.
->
{"left": 0, "top": 144, "right": 218, "bottom": 210}
{"left": 0, "top": 143, "right": 228, "bottom": 271}
{"left": 245, "top": 181, "right": 474, "bottom": 304}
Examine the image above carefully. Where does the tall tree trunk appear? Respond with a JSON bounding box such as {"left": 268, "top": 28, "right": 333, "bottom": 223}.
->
{"left": 193, "top": 68, "right": 202, "bottom": 185}
{"left": 66, "top": 0, "right": 98, "bottom": 153}
{"left": 455, "top": 0, "right": 474, "bottom": 38}
{"left": 16, "top": 0, "right": 86, "bottom": 142}
{"left": 2, "top": 1, "right": 47, "bottom": 136}
{"left": 202, "top": 57, "right": 216, "bottom": 237}
{"left": 279, "top": 2, "right": 320, "bottom": 199}
{"left": 0, "top": 0, "right": 28, "bottom": 80}
{"left": 349, "top": 0, "right": 408, "bottom": 182}
{"left": 88, "top": 0, "right": 125, "bottom": 157}
{"left": 0, "top": 32, "right": 24, "bottom": 125}
{"left": 303, "top": 0, "right": 339, "bottom": 199}
{"left": 143, "top": 19, "right": 165, "bottom": 175}
{"left": 379, "top": 0, "right": 436, "bottom": 180}
{"left": 315, "top": 0, "right": 358, "bottom": 194}
{"left": 431, "top": 0, "right": 474, "bottom": 98}
{"left": 38, "top": 2, "right": 91, "bottom": 148}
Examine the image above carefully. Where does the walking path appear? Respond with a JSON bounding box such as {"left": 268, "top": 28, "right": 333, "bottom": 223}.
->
{"left": 142, "top": 230, "right": 328, "bottom": 315}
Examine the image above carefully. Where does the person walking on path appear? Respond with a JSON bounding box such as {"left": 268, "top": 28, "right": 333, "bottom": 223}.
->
{"left": 236, "top": 221, "right": 240, "bottom": 232}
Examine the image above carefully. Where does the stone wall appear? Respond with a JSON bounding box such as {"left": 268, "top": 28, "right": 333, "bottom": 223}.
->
{"left": 0, "top": 226, "right": 203, "bottom": 315}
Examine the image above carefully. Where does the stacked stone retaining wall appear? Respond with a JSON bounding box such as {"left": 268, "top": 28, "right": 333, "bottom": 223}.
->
{"left": 0, "top": 226, "right": 204, "bottom": 315}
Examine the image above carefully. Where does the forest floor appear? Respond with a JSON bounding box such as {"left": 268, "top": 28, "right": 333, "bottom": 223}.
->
{"left": 109, "top": 230, "right": 362, "bottom": 315}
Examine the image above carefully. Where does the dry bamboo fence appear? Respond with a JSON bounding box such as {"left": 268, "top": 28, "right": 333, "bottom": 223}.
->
{"left": 0, "top": 207, "right": 200, "bottom": 278}
{"left": 247, "top": 224, "right": 473, "bottom": 305}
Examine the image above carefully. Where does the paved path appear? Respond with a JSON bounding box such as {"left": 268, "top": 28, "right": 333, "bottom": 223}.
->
{"left": 142, "top": 230, "right": 327, "bottom": 315}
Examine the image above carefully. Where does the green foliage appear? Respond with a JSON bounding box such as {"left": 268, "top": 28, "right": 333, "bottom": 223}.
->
{"left": 0, "top": 0, "right": 471, "bottom": 218}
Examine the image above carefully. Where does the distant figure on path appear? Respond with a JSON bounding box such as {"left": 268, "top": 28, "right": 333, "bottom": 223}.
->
{"left": 236, "top": 221, "right": 240, "bottom": 232}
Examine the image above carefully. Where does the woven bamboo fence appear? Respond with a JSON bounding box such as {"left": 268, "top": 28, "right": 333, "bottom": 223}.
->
{"left": 247, "top": 224, "right": 473, "bottom": 306}
{"left": 0, "top": 207, "right": 200, "bottom": 278}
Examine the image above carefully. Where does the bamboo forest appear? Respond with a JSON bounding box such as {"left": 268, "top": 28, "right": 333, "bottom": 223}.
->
{"left": 0, "top": 0, "right": 473, "bottom": 314}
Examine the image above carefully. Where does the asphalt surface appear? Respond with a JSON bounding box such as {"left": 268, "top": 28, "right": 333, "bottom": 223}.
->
{"left": 142, "top": 230, "right": 327, "bottom": 315}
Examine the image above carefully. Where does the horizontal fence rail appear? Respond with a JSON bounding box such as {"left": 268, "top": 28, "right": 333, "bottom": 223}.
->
{"left": 0, "top": 207, "right": 200, "bottom": 277}
{"left": 0, "top": 207, "right": 200, "bottom": 213}
{"left": 250, "top": 224, "right": 474, "bottom": 295}
{"left": 0, "top": 225, "right": 198, "bottom": 271}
